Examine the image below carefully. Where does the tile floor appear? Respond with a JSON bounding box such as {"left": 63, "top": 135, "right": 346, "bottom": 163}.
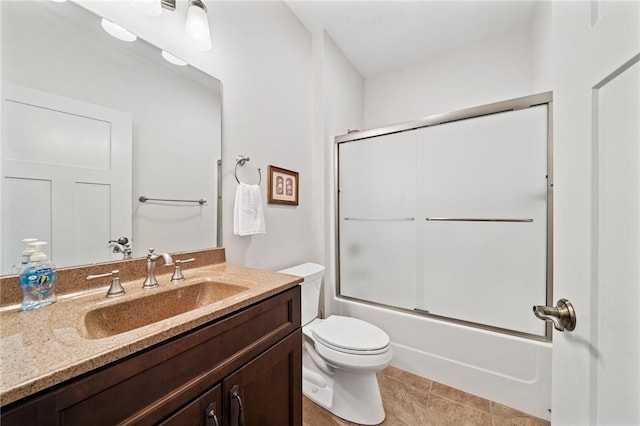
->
{"left": 303, "top": 366, "right": 551, "bottom": 426}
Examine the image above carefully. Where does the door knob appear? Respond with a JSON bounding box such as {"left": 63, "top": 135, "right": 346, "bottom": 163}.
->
{"left": 533, "top": 298, "right": 576, "bottom": 331}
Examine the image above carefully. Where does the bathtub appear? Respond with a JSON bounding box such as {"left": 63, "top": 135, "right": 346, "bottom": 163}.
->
{"left": 338, "top": 298, "right": 552, "bottom": 421}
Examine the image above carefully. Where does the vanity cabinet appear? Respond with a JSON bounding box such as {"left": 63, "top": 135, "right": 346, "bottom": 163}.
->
{"left": 159, "top": 385, "right": 222, "bottom": 426}
{"left": 1, "top": 286, "right": 302, "bottom": 426}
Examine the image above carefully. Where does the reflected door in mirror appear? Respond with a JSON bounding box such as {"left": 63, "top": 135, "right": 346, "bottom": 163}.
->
{"left": 1, "top": 83, "right": 132, "bottom": 274}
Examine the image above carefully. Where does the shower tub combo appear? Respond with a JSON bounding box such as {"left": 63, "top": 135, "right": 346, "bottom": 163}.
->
{"left": 334, "top": 92, "right": 554, "bottom": 420}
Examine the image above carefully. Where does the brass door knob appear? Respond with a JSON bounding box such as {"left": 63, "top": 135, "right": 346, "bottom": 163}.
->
{"left": 533, "top": 299, "right": 576, "bottom": 331}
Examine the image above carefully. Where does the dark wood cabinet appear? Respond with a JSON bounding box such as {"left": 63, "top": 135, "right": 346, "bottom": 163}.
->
{"left": 1, "top": 287, "right": 301, "bottom": 426}
{"left": 224, "top": 332, "right": 301, "bottom": 426}
{"left": 159, "top": 385, "right": 222, "bottom": 426}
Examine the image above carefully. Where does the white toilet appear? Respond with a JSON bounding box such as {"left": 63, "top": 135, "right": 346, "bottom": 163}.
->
{"left": 279, "top": 263, "right": 392, "bottom": 425}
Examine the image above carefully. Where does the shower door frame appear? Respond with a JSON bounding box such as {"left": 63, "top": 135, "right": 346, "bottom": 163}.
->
{"left": 334, "top": 91, "right": 554, "bottom": 342}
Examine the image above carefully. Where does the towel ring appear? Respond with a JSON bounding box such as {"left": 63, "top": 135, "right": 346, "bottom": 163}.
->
{"left": 234, "top": 155, "right": 261, "bottom": 185}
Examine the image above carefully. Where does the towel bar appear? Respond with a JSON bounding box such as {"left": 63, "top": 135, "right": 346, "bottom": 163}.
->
{"left": 425, "top": 217, "right": 533, "bottom": 222}
{"left": 139, "top": 196, "right": 206, "bottom": 205}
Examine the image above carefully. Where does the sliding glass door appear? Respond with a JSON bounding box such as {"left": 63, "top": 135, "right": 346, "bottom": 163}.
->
{"left": 337, "top": 96, "right": 551, "bottom": 339}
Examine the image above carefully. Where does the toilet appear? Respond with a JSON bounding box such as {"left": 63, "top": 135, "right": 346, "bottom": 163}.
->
{"left": 279, "top": 263, "right": 392, "bottom": 425}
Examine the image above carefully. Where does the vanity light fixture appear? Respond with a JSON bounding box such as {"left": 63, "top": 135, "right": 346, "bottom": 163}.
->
{"left": 161, "top": 50, "right": 188, "bottom": 66}
{"left": 101, "top": 18, "right": 137, "bottom": 42}
{"left": 122, "top": 0, "right": 212, "bottom": 51}
{"left": 184, "top": 0, "right": 212, "bottom": 51}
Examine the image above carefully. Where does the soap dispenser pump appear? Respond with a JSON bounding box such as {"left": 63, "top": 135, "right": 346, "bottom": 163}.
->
{"left": 18, "top": 241, "right": 57, "bottom": 311}
{"left": 12, "top": 238, "right": 39, "bottom": 275}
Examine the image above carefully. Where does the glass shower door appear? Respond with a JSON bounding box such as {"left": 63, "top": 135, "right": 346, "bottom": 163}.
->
{"left": 338, "top": 130, "right": 417, "bottom": 310}
{"left": 416, "top": 105, "right": 548, "bottom": 335}
{"left": 336, "top": 96, "right": 551, "bottom": 339}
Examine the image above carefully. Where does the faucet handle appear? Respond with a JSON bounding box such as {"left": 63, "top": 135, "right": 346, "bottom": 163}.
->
{"left": 108, "top": 237, "right": 129, "bottom": 245}
{"left": 170, "top": 258, "right": 195, "bottom": 282}
{"left": 87, "top": 270, "right": 125, "bottom": 298}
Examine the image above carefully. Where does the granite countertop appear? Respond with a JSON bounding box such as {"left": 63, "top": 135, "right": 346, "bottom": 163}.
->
{"left": 0, "top": 250, "right": 302, "bottom": 406}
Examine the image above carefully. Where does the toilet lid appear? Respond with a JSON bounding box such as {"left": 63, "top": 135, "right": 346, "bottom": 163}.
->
{"left": 312, "top": 316, "right": 390, "bottom": 352}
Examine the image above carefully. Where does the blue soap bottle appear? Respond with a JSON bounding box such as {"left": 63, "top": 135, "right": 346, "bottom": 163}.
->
{"left": 19, "top": 241, "right": 57, "bottom": 311}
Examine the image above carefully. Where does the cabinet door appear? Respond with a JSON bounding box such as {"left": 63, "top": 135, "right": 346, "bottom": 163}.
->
{"left": 159, "top": 385, "right": 222, "bottom": 426}
{"left": 223, "top": 330, "right": 302, "bottom": 426}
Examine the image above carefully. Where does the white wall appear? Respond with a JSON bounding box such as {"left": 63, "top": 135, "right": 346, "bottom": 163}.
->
{"left": 531, "top": 1, "right": 553, "bottom": 93}
{"left": 318, "top": 32, "right": 364, "bottom": 315}
{"left": 363, "top": 25, "right": 534, "bottom": 129}
{"left": 213, "top": 1, "right": 313, "bottom": 270}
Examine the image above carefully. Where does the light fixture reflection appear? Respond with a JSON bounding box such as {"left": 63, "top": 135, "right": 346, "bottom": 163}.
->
{"left": 184, "top": 0, "right": 212, "bottom": 51}
{"left": 101, "top": 18, "right": 137, "bottom": 42}
{"left": 161, "top": 50, "right": 187, "bottom": 66}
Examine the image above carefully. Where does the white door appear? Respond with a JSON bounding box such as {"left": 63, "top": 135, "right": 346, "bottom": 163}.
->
{"left": 551, "top": 1, "right": 639, "bottom": 425}
{"left": 1, "top": 83, "right": 132, "bottom": 273}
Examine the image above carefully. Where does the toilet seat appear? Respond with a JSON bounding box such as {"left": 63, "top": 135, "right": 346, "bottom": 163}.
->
{"left": 311, "top": 316, "right": 390, "bottom": 355}
{"left": 303, "top": 318, "right": 392, "bottom": 371}
{"left": 313, "top": 337, "right": 393, "bottom": 371}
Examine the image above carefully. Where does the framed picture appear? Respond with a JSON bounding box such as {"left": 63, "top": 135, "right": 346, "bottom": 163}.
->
{"left": 267, "top": 165, "right": 299, "bottom": 205}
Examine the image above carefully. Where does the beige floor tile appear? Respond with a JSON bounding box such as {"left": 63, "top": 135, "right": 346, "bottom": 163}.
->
{"left": 493, "top": 416, "right": 551, "bottom": 426}
{"left": 425, "top": 395, "right": 493, "bottom": 426}
{"left": 378, "top": 373, "right": 429, "bottom": 425}
{"left": 303, "top": 367, "right": 550, "bottom": 426}
{"left": 303, "top": 397, "right": 352, "bottom": 426}
{"left": 492, "top": 402, "right": 550, "bottom": 426}
{"left": 430, "top": 382, "right": 491, "bottom": 414}
{"left": 378, "top": 405, "right": 424, "bottom": 426}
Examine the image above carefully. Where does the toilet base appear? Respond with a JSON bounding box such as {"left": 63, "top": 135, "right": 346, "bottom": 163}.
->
{"left": 302, "top": 359, "right": 386, "bottom": 425}
{"left": 302, "top": 366, "right": 335, "bottom": 411}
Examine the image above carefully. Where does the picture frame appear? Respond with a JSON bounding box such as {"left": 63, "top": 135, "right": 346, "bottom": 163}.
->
{"left": 267, "top": 165, "right": 299, "bottom": 206}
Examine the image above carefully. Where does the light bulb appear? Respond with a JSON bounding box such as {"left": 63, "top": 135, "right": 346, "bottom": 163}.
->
{"left": 184, "top": 0, "right": 212, "bottom": 51}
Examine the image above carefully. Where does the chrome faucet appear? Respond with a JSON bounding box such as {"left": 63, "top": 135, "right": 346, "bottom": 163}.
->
{"left": 171, "top": 258, "right": 196, "bottom": 282}
{"left": 87, "top": 270, "right": 125, "bottom": 298}
{"left": 143, "top": 248, "right": 174, "bottom": 289}
{"left": 109, "top": 237, "right": 132, "bottom": 260}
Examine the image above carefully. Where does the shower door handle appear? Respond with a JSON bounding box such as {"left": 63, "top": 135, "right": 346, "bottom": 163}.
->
{"left": 533, "top": 299, "right": 576, "bottom": 332}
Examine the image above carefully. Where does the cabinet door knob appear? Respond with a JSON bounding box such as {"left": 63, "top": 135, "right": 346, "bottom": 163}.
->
{"left": 231, "top": 385, "right": 245, "bottom": 426}
{"left": 205, "top": 402, "right": 219, "bottom": 426}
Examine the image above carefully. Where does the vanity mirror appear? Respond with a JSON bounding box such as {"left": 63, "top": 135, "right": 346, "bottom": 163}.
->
{"left": 1, "top": 1, "right": 222, "bottom": 275}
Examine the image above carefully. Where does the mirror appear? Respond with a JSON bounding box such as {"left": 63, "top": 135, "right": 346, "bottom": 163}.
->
{"left": 1, "top": 1, "right": 222, "bottom": 275}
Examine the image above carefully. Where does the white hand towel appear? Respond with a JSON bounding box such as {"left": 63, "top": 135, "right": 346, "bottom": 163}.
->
{"left": 234, "top": 183, "right": 266, "bottom": 236}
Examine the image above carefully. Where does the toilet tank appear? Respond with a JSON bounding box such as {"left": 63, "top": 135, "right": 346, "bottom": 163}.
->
{"left": 278, "top": 263, "right": 325, "bottom": 326}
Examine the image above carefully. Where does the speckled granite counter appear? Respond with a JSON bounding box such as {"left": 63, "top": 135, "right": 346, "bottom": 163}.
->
{"left": 0, "top": 248, "right": 302, "bottom": 406}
